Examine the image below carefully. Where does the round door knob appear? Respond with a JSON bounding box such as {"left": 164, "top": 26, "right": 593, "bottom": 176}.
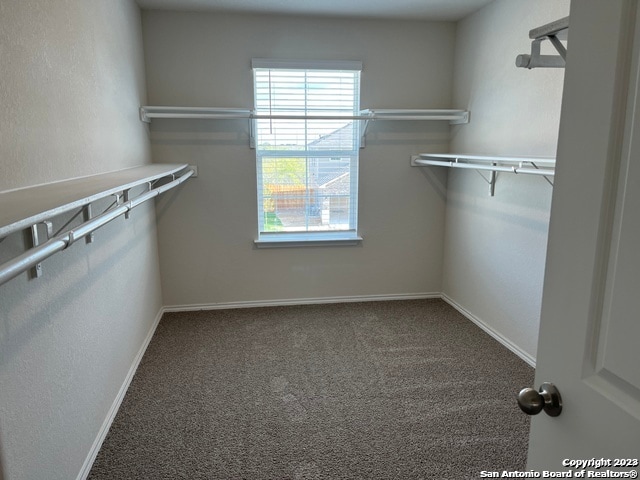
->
{"left": 517, "top": 382, "right": 562, "bottom": 417}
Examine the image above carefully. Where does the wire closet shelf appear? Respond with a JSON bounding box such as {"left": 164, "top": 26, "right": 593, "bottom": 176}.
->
{"left": 0, "top": 164, "right": 194, "bottom": 286}
{"left": 411, "top": 153, "right": 556, "bottom": 196}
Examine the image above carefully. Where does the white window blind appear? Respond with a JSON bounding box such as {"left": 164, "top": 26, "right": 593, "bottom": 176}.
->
{"left": 253, "top": 59, "right": 362, "bottom": 245}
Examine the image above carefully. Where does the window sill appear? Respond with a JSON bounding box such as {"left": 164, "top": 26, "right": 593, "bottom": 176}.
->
{"left": 254, "top": 232, "right": 363, "bottom": 248}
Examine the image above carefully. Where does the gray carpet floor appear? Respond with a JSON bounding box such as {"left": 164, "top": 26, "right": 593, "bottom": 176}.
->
{"left": 89, "top": 299, "right": 534, "bottom": 479}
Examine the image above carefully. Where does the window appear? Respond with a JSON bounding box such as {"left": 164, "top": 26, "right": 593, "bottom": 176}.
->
{"left": 252, "top": 59, "right": 362, "bottom": 247}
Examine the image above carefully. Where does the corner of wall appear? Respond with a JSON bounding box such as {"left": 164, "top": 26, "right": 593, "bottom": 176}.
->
{"left": 442, "top": 0, "right": 570, "bottom": 364}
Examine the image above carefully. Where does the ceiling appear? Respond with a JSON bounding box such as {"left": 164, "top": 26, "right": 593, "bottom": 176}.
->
{"left": 134, "top": 0, "right": 495, "bottom": 21}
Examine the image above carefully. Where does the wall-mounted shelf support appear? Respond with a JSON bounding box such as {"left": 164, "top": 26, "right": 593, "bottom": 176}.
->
{"left": 83, "top": 205, "right": 94, "bottom": 244}
{"left": 473, "top": 166, "right": 498, "bottom": 197}
{"left": 411, "top": 153, "right": 555, "bottom": 196}
{"left": 28, "top": 221, "right": 52, "bottom": 279}
{"left": 123, "top": 189, "right": 132, "bottom": 219}
{"left": 0, "top": 164, "right": 194, "bottom": 286}
{"left": 140, "top": 106, "right": 470, "bottom": 148}
{"left": 516, "top": 16, "right": 569, "bottom": 69}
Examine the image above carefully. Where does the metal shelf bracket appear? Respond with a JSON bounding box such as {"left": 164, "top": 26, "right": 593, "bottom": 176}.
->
{"left": 28, "top": 221, "right": 52, "bottom": 279}
{"left": 516, "top": 16, "right": 569, "bottom": 69}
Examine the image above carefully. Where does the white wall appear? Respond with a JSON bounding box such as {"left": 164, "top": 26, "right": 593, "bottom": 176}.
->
{"left": 0, "top": 1, "right": 162, "bottom": 479}
{"left": 443, "top": 0, "right": 570, "bottom": 362}
{"left": 142, "top": 11, "right": 455, "bottom": 306}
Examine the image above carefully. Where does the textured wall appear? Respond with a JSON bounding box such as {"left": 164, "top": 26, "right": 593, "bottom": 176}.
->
{"left": 0, "top": 1, "right": 162, "bottom": 479}
{"left": 443, "top": 0, "right": 570, "bottom": 362}
{"left": 142, "top": 11, "right": 455, "bottom": 306}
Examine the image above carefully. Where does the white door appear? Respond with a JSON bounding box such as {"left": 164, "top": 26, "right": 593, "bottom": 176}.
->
{"left": 526, "top": 0, "right": 640, "bottom": 471}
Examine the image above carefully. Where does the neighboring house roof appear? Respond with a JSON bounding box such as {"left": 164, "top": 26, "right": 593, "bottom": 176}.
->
{"left": 308, "top": 122, "right": 355, "bottom": 191}
{"left": 308, "top": 122, "right": 355, "bottom": 151}
{"left": 319, "top": 172, "right": 350, "bottom": 194}
{"left": 316, "top": 164, "right": 350, "bottom": 188}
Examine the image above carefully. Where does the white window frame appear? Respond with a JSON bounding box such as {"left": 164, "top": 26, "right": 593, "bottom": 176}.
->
{"left": 252, "top": 59, "right": 363, "bottom": 248}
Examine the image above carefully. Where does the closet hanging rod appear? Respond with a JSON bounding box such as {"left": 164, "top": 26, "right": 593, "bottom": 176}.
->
{"left": 412, "top": 158, "right": 555, "bottom": 176}
{"left": 415, "top": 153, "right": 556, "bottom": 167}
{"left": 0, "top": 164, "right": 189, "bottom": 239}
{"left": 516, "top": 16, "right": 569, "bottom": 69}
{"left": 139, "top": 106, "right": 470, "bottom": 124}
{"left": 0, "top": 167, "right": 194, "bottom": 287}
{"left": 411, "top": 153, "right": 556, "bottom": 196}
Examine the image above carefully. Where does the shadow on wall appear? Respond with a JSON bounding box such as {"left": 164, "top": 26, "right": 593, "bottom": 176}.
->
{"left": 0, "top": 201, "right": 155, "bottom": 367}
{"left": 416, "top": 166, "right": 448, "bottom": 202}
{"left": 444, "top": 173, "right": 553, "bottom": 231}
{"left": 147, "top": 116, "right": 454, "bottom": 149}
{"left": 148, "top": 118, "right": 250, "bottom": 147}
{"left": 362, "top": 120, "right": 451, "bottom": 148}
{"left": 154, "top": 178, "right": 191, "bottom": 224}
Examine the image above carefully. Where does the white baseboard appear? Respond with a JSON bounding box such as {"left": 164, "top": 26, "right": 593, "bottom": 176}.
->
{"left": 76, "top": 306, "right": 165, "bottom": 480}
{"left": 79, "top": 291, "right": 533, "bottom": 479}
{"left": 441, "top": 294, "right": 536, "bottom": 368}
{"left": 164, "top": 292, "right": 535, "bottom": 367}
{"left": 163, "top": 292, "right": 441, "bottom": 312}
